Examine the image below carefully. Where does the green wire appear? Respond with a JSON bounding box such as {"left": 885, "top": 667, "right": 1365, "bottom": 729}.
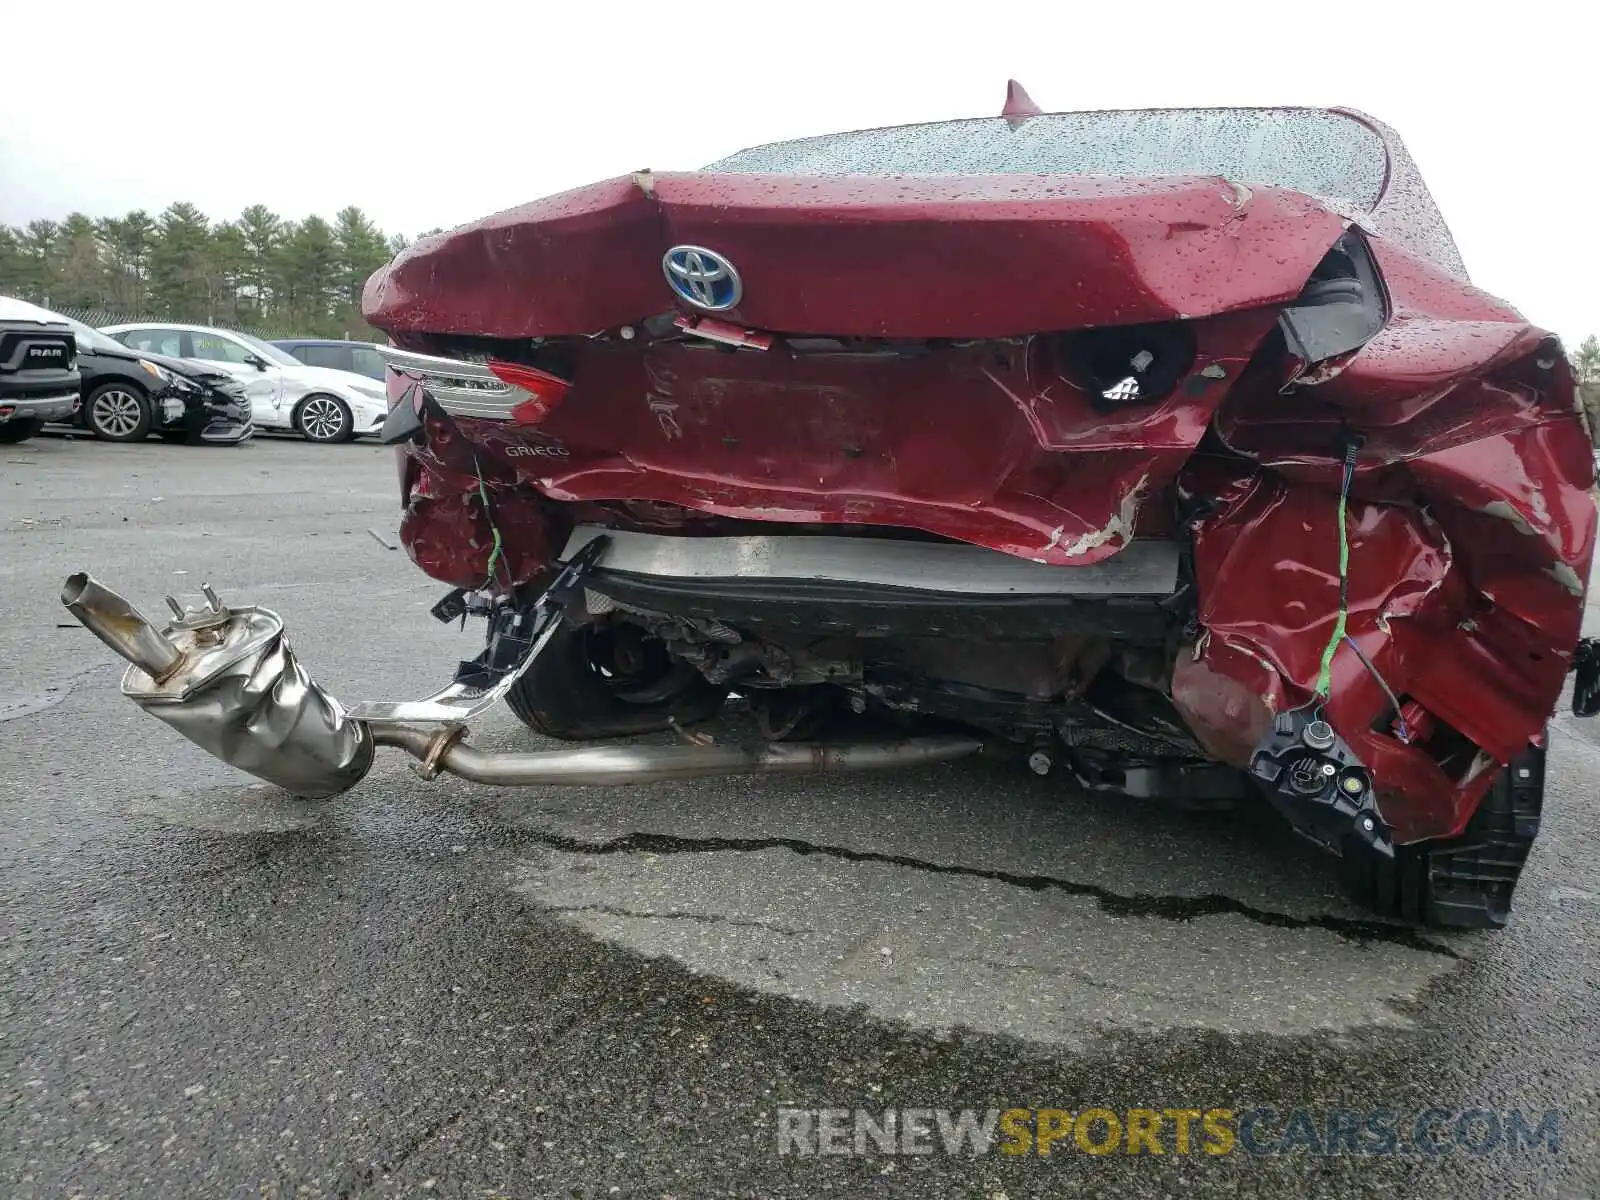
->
{"left": 472, "top": 453, "right": 506, "bottom": 592}
{"left": 1314, "top": 454, "right": 1355, "bottom": 698}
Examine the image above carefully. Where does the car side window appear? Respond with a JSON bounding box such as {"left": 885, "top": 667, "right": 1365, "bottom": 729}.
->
{"left": 301, "top": 344, "right": 351, "bottom": 371}
{"left": 189, "top": 333, "right": 255, "bottom": 364}
{"left": 350, "top": 347, "right": 388, "bottom": 381}
{"left": 119, "top": 329, "right": 183, "bottom": 357}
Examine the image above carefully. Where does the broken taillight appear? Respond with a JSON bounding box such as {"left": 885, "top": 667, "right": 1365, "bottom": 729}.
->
{"left": 487, "top": 360, "right": 572, "bottom": 425}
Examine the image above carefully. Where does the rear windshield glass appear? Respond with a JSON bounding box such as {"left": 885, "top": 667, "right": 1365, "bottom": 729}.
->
{"left": 705, "top": 108, "right": 1388, "bottom": 212}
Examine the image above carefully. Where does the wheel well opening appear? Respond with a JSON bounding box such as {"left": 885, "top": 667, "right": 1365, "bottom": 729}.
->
{"left": 89, "top": 378, "right": 149, "bottom": 398}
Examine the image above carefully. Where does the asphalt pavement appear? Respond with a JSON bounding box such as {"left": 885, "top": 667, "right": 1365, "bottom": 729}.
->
{"left": 2, "top": 434, "right": 1597, "bottom": 1198}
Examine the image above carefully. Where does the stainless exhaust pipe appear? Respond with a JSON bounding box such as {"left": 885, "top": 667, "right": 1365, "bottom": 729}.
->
{"left": 61, "top": 572, "right": 183, "bottom": 681}
{"left": 371, "top": 722, "right": 983, "bottom": 786}
{"left": 62, "top": 573, "right": 985, "bottom": 798}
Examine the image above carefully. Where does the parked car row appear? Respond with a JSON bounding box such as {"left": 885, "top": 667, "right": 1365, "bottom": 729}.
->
{"left": 106, "top": 324, "right": 391, "bottom": 442}
{"left": 0, "top": 296, "right": 395, "bottom": 446}
{"left": 67, "top": 317, "right": 254, "bottom": 444}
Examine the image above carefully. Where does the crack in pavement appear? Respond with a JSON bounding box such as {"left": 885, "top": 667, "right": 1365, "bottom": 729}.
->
{"left": 513, "top": 828, "right": 1463, "bottom": 958}
{"left": 99, "top": 799, "right": 1461, "bottom": 958}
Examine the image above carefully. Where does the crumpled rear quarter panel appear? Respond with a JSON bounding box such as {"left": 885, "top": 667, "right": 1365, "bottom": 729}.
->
{"left": 1184, "top": 240, "right": 1596, "bottom": 842}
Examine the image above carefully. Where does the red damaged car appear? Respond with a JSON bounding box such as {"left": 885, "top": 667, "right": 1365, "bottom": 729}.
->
{"left": 62, "top": 95, "right": 1599, "bottom": 929}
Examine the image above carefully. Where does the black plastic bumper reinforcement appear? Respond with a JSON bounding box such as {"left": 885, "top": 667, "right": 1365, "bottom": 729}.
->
{"left": 1420, "top": 739, "right": 1545, "bottom": 927}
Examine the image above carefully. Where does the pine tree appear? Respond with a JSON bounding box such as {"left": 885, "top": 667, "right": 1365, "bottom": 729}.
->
{"left": 207, "top": 223, "right": 250, "bottom": 325}
{"left": 95, "top": 211, "right": 154, "bottom": 311}
{"left": 15, "top": 220, "right": 61, "bottom": 301}
{"left": 236, "top": 204, "right": 282, "bottom": 317}
{"left": 331, "top": 206, "right": 393, "bottom": 337}
{"left": 276, "top": 216, "right": 341, "bottom": 331}
{"left": 0, "top": 227, "right": 25, "bottom": 292}
{"left": 55, "top": 213, "right": 106, "bottom": 309}
{"left": 146, "top": 203, "right": 213, "bottom": 318}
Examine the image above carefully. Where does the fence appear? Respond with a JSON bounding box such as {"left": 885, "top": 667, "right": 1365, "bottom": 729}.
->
{"left": 51, "top": 307, "right": 307, "bottom": 341}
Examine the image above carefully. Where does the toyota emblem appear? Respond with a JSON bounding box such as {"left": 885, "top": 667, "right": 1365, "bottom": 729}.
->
{"left": 662, "top": 245, "right": 742, "bottom": 312}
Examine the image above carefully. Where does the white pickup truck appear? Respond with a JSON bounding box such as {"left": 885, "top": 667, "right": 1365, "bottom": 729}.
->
{"left": 0, "top": 296, "right": 79, "bottom": 443}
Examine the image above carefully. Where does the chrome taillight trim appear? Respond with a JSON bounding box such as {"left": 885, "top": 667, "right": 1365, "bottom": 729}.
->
{"left": 375, "top": 346, "right": 525, "bottom": 420}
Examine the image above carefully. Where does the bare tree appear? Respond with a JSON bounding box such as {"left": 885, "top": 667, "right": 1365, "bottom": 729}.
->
{"left": 1572, "top": 336, "right": 1600, "bottom": 449}
{"left": 1572, "top": 335, "right": 1600, "bottom": 385}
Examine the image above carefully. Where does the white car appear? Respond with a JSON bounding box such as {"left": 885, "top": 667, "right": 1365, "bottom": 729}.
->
{"left": 100, "top": 323, "right": 389, "bottom": 442}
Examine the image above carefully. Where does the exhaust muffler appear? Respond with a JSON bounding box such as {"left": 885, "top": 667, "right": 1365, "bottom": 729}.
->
{"left": 60, "top": 573, "right": 981, "bottom": 798}
{"left": 62, "top": 572, "right": 374, "bottom": 799}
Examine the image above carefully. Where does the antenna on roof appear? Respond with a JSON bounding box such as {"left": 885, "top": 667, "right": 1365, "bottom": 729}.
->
{"left": 1001, "top": 80, "right": 1043, "bottom": 126}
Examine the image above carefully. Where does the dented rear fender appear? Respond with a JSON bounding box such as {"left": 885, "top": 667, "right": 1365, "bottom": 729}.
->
{"left": 1188, "top": 240, "right": 1595, "bottom": 841}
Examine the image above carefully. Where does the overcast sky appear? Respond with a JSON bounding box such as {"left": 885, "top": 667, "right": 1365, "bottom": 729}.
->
{"left": 2, "top": 0, "right": 1595, "bottom": 343}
